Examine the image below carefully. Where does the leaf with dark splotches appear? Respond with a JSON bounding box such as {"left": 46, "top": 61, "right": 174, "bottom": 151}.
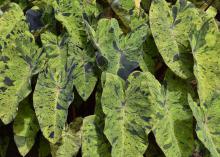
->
{"left": 0, "top": 19, "right": 46, "bottom": 124}
{"left": 13, "top": 99, "right": 39, "bottom": 157}
{"left": 188, "top": 13, "right": 220, "bottom": 157}
{"left": 101, "top": 71, "right": 163, "bottom": 157}
{"left": 153, "top": 70, "right": 195, "bottom": 157}
{"left": 53, "top": 0, "right": 98, "bottom": 101}
{"left": 50, "top": 117, "right": 83, "bottom": 157}
{"left": 33, "top": 32, "right": 75, "bottom": 143}
{"left": 149, "top": 0, "right": 202, "bottom": 79}
{"left": 0, "top": 135, "right": 9, "bottom": 157}
{"left": 82, "top": 115, "right": 111, "bottom": 157}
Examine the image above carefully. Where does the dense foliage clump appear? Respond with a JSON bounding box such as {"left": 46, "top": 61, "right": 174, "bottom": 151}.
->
{"left": 0, "top": 0, "right": 220, "bottom": 156}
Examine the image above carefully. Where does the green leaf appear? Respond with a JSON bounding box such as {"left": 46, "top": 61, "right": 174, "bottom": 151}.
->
{"left": 13, "top": 99, "right": 39, "bottom": 157}
{"left": 188, "top": 95, "right": 220, "bottom": 157}
{"left": 149, "top": 0, "right": 201, "bottom": 79}
{"left": 82, "top": 115, "right": 111, "bottom": 157}
{"left": 101, "top": 71, "right": 163, "bottom": 157}
{"left": 0, "top": 20, "right": 45, "bottom": 124}
{"left": 50, "top": 117, "right": 83, "bottom": 157}
{"left": 33, "top": 32, "right": 75, "bottom": 143}
{"left": 53, "top": 0, "right": 98, "bottom": 101}
{"left": 188, "top": 12, "right": 220, "bottom": 156}
{"left": 153, "top": 70, "right": 195, "bottom": 157}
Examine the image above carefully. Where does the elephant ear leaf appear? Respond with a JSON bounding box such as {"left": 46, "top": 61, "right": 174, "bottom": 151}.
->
{"left": 188, "top": 13, "right": 220, "bottom": 157}
{"left": 33, "top": 32, "right": 75, "bottom": 143}
{"left": 13, "top": 99, "right": 39, "bottom": 157}
{"left": 101, "top": 71, "right": 163, "bottom": 157}
{"left": 50, "top": 117, "right": 83, "bottom": 157}
{"left": 153, "top": 70, "right": 194, "bottom": 157}
{"left": 82, "top": 115, "right": 111, "bottom": 157}
{"left": 149, "top": 0, "right": 201, "bottom": 79}
{"left": 0, "top": 11, "right": 46, "bottom": 124}
{"left": 53, "top": 0, "right": 98, "bottom": 101}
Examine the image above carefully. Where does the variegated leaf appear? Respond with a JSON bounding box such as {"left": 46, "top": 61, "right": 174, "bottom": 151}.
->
{"left": 87, "top": 18, "right": 149, "bottom": 79}
{"left": 33, "top": 32, "right": 75, "bottom": 143}
{"left": 0, "top": 18, "right": 46, "bottom": 124}
{"left": 53, "top": 0, "right": 98, "bottom": 100}
{"left": 101, "top": 71, "right": 163, "bottom": 157}
{"left": 82, "top": 115, "right": 111, "bottom": 157}
{"left": 50, "top": 117, "right": 83, "bottom": 157}
{"left": 13, "top": 99, "right": 39, "bottom": 157}
{"left": 153, "top": 70, "right": 195, "bottom": 157}
{"left": 188, "top": 12, "right": 220, "bottom": 156}
{"left": 149, "top": 0, "right": 203, "bottom": 79}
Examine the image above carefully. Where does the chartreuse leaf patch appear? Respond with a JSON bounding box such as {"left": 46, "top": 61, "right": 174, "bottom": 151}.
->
{"left": 101, "top": 71, "right": 163, "bottom": 157}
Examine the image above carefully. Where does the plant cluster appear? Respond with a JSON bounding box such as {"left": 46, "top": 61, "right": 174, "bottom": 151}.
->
{"left": 0, "top": 0, "right": 220, "bottom": 157}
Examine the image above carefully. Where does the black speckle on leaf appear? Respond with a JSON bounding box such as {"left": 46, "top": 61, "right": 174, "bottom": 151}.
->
{"left": 0, "top": 56, "right": 9, "bottom": 63}
{"left": 112, "top": 41, "right": 121, "bottom": 52}
{"left": 62, "top": 13, "right": 71, "bottom": 16}
{"left": 0, "top": 87, "right": 7, "bottom": 92}
{"left": 3, "top": 77, "right": 15, "bottom": 86}
{"left": 141, "top": 116, "right": 151, "bottom": 122}
{"left": 56, "top": 103, "right": 66, "bottom": 110}
{"left": 84, "top": 62, "right": 93, "bottom": 73}
{"left": 173, "top": 54, "right": 180, "bottom": 62}
{"left": 132, "top": 72, "right": 141, "bottom": 78}
{"left": 49, "top": 132, "right": 54, "bottom": 138}
{"left": 26, "top": 9, "right": 43, "bottom": 31}
{"left": 109, "top": 27, "right": 114, "bottom": 33}
{"left": 163, "top": 143, "right": 172, "bottom": 149}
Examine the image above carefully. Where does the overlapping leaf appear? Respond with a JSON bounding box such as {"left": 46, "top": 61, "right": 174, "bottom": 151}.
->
{"left": 33, "top": 32, "right": 75, "bottom": 143}
{"left": 153, "top": 70, "right": 195, "bottom": 157}
{"left": 101, "top": 71, "right": 163, "bottom": 157}
{"left": 50, "top": 118, "right": 82, "bottom": 157}
{"left": 13, "top": 99, "right": 39, "bottom": 156}
{"left": 0, "top": 5, "right": 46, "bottom": 124}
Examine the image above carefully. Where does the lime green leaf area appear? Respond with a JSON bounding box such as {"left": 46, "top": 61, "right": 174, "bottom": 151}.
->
{"left": 0, "top": 0, "right": 219, "bottom": 156}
